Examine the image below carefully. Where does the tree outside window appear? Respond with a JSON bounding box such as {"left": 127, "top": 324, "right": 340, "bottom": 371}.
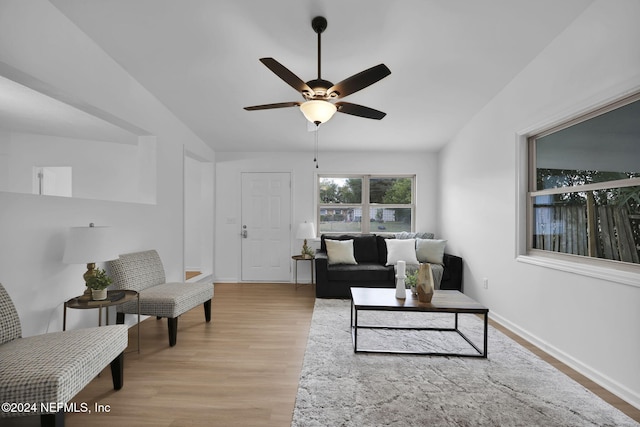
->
{"left": 318, "top": 175, "right": 415, "bottom": 234}
{"left": 528, "top": 95, "right": 640, "bottom": 265}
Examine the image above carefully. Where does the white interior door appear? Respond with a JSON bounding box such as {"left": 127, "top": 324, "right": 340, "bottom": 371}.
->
{"left": 241, "top": 172, "right": 291, "bottom": 281}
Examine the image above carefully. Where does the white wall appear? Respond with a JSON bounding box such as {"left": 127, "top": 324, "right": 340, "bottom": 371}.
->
{"left": 185, "top": 154, "right": 215, "bottom": 277}
{"left": 185, "top": 156, "right": 201, "bottom": 271}
{"left": 0, "top": 131, "right": 150, "bottom": 203}
{"left": 0, "top": 1, "right": 214, "bottom": 335}
{"left": 439, "top": 0, "right": 640, "bottom": 408}
{"left": 215, "top": 150, "right": 439, "bottom": 283}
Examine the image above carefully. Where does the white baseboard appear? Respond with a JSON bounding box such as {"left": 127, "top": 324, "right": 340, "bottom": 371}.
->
{"left": 489, "top": 311, "right": 640, "bottom": 411}
{"left": 214, "top": 277, "right": 239, "bottom": 283}
{"left": 213, "top": 278, "right": 298, "bottom": 284}
{"left": 186, "top": 272, "right": 213, "bottom": 283}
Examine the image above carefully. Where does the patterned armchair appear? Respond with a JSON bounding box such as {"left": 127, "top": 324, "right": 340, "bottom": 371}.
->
{"left": 108, "top": 250, "right": 214, "bottom": 347}
{"left": 0, "top": 283, "right": 128, "bottom": 427}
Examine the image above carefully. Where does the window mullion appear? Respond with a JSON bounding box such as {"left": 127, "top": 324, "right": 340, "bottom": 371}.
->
{"left": 528, "top": 137, "right": 537, "bottom": 192}
{"left": 530, "top": 177, "right": 640, "bottom": 197}
{"left": 362, "top": 176, "right": 370, "bottom": 234}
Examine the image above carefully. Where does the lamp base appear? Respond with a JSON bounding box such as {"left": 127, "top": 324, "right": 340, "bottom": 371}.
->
{"left": 79, "top": 262, "right": 96, "bottom": 301}
{"left": 301, "top": 239, "right": 315, "bottom": 259}
{"left": 78, "top": 287, "right": 92, "bottom": 302}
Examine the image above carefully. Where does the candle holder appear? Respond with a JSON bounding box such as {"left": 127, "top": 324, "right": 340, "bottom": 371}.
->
{"left": 395, "top": 273, "right": 407, "bottom": 299}
{"left": 395, "top": 260, "right": 407, "bottom": 299}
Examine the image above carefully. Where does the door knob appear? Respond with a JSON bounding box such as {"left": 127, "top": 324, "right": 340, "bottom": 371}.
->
{"left": 242, "top": 225, "right": 247, "bottom": 238}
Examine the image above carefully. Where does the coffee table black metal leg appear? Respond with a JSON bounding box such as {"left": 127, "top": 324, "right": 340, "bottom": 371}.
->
{"left": 483, "top": 312, "right": 488, "bottom": 358}
{"left": 350, "top": 299, "right": 353, "bottom": 329}
{"left": 351, "top": 300, "right": 359, "bottom": 353}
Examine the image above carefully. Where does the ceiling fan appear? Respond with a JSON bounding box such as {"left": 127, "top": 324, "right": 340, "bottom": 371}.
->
{"left": 244, "top": 16, "right": 391, "bottom": 126}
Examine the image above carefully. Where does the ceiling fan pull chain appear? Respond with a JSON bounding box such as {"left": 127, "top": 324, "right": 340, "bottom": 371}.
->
{"left": 314, "top": 124, "right": 319, "bottom": 168}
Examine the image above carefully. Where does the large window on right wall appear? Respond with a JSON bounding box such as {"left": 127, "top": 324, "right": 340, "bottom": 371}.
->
{"left": 527, "top": 93, "right": 640, "bottom": 266}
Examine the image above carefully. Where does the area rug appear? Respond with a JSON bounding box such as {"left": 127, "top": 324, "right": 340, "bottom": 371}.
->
{"left": 292, "top": 299, "right": 639, "bottom": 427}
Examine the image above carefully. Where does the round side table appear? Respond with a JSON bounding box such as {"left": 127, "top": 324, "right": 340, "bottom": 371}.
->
{"left": 63, "top": 289, "right": 140, "bottom": 353}
{"left": 292, "top": 255, "right": 314, "bottom": 289}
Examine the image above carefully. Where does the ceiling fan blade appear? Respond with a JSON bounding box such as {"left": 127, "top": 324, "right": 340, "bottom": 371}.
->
{"left": 260, "top": 58, "right": 313, "bottom": 95}
{"left": 335, "top": 102, "right": 386, "bottom": 120}
{"left": 328, "top": 64, "right": 391, "bottom": 99}
{"left": 244, "top": 102, "right": 301, "bottom": 111}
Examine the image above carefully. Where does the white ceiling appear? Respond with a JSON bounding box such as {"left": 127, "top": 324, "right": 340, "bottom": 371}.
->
{"left": 44, "top": 0, "right": 594, "bottom": 153}
{"left": 0, "top": 74, "right": 139, "bottom": 144}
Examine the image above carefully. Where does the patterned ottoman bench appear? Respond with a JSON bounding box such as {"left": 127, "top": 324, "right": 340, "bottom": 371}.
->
{"left": 108, "top": 250, "right": 214, "bottom": 347}
{"left": 0, "top": 283, "right": 128, "bottom": 427}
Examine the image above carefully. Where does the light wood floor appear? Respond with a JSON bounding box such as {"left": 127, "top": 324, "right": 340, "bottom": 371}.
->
{"left": 7, "top": 283, "right": 639, "bottom": 426}
{"left": 185, "top": 271, "right": 202, "bottom": 280}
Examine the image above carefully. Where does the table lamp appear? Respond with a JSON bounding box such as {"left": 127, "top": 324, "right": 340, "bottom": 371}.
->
{"left": 296, "top": 221, "right": 316, "bottom": 259}
{"left": 63, "top": 223, "right": 118, "bottom": 299}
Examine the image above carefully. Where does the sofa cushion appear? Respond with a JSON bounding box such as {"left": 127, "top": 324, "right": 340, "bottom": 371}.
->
{"left": 320, "top": 234, "right": 350, "bottom": 251}
{"left": 322, "top": 234, "right": 379, "bottom": 263}
{"left": 327, "top": 263, "right": 393, "bottom": 282}
{"left": 109, "top": 250, "right": 167, "bottom": 291}
{"left": 326, "top": 239, "right": 358, "bottom": 265}
{"left": 376, "top": 235, "right": 392, "bottom": 264}
{"left": 352, "top": 235, "right": 378, "bottom": 262}
{"left": 0, "top": 283, "right": 22, "bottom": 345}
{"left": 416, "top": 239, "right": 447, "bottom": 265}
{"left": 394, "top": 231, "right": 435, "bottom": 240}
{"left": 385, "top": 238, "right": 419, "bottom": 266}
{"left": 118, "top": 282, "right": 214, "bottom": 317}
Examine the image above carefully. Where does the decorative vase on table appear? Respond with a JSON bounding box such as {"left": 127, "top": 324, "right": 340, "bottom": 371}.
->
{"left": 416, "top": 263, "right": 434, "bottom": 303}
{"left": 395, "top": 260, "right": 407, "bottom": 299}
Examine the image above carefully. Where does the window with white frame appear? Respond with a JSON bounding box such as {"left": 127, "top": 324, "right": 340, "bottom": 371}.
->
{"left": 527, "top": 93, "right": 640, "bottom": 267}
{"left": 317, "top": 175, "right": 415, "bottom": 234}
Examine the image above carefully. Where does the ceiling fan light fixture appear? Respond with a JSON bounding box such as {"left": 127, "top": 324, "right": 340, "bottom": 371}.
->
{"left": 300, "top": 100, "right": 337, "bottom": 125}
{"left": 244, "top": 17, "right": 390, "bottom": 123}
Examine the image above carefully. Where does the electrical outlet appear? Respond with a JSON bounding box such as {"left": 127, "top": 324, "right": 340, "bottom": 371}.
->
{"left": 483, "top": 278, "right": 489, "bottom": 289}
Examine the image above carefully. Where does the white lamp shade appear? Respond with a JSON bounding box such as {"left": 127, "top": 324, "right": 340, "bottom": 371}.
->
{"left": 300, "top": 100, "right": 337, "bottom": 124}
{"left": 63, "top": 225, "right": 119, "bottom": 264}
{"left": 296, "top": 222, "right": 316, "bottom": 240}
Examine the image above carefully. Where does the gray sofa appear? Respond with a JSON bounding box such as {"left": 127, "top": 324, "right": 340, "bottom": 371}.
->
{"left": 314, "top": 234, "right": 463, "bottom": 298}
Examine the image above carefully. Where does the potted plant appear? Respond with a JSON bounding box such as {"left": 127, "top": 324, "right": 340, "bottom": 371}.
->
{"left": 301, "top": 241, "right": 315, "bottom": 259}
{"left": 86, "top": 268, "right": 112, "bottom": 301}
{"left": 405, "top": 270, "right": 418, "bottom": 295}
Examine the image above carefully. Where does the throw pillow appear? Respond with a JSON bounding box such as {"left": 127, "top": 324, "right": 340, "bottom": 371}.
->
{"left": 416, "top": 239, "right": 447, "bottom": 265}
{"left": 325, "top": 239, "right": 358, "bottom": 265}
{"left": 385, "top": 238, "right": 419, "bottom": 266}
{"left": 394, "top": 231, "right": 435, "bottom": 240}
